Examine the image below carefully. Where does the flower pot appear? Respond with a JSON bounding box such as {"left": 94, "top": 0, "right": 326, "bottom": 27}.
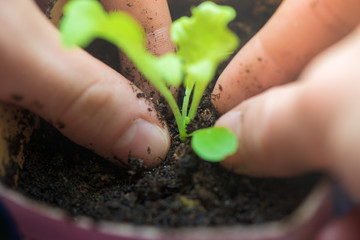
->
{"left": 0, "top": 101, "right": 333, "bottom": 240}
{"left": 0, "top": 1, "right": 335, "bottom": 239}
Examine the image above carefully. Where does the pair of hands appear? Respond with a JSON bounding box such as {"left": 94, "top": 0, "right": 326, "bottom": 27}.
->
{"left": 1, "top": 0, "right": 360, "bottom": 238}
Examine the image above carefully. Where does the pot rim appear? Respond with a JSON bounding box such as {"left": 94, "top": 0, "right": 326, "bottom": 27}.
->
{"left": 0, "top": 178, "right": 332, "bottom": 240}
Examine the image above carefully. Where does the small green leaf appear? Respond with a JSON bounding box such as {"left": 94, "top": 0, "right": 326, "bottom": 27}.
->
{"left": 60, "top": 0, "right": 107, "bottom": 47}
{"left": 186, "top": 60, "right": 215, "bottom": 85}
{"left": 171, "top": 1, "right": 240, "bottom": 124}
{"left": 59, "top": 0, "right": 183, "bottom": 88}
{"left": 171, "top": 1, "right": 239, "bottom": 81}
{"left": 156, "top": 54, "right": 183, "bottom": 86}
{"left": 191, "top": 127, "right": 238, "bottom": 162}
{"left": 60, "top": 0, "right": 185, "bottom": 139}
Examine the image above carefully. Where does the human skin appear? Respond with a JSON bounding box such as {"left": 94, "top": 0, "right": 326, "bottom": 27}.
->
{"left": 100, "top": 0, "right": 175, "bottom": 98}
{"left": 212, "top": 0, "right": 360, "bottom": 238}
{"left": 0, "top": 0, "right": 173, "bottom": 168}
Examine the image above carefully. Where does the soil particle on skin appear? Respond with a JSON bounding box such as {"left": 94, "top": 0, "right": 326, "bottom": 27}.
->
{"left": 10, "top": 94, "right": 24, "bottom": 102}
{"left": 2, "top": 0, "right": 321, "bottom": 229}
{"left": 218, "top": 84, "right": 223, "bottom": 92}
{"left": 136, "top": 93, "right": 146, "bottom": 99}
{"left": 32, "top": 100, "right": 44, "bottom": 110}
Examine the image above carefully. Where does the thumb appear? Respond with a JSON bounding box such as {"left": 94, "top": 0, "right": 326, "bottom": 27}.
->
{"left": 215, "top": 84, "right": 324, "bottom": 177}
{"left": 0, "top": 0, "right": 170, "bottom": 168}
{"left": 215, "top": 26, "right": 360, "bottom": 177}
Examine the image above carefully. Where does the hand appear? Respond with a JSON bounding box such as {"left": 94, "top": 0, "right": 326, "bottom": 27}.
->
{"left": 212, "top": 0, "right": 360, "bottom": 238}
{"left": 0, "top": 0, "right": 173, "bottom": 168}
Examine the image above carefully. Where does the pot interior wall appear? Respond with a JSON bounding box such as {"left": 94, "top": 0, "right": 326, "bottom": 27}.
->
{"left": 0, "top": 103, "right": 38, "bottom": 178}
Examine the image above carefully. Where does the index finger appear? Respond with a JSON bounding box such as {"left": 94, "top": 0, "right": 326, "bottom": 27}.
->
{"left": 213, "top": 0, "right": 360, "bottom": 113}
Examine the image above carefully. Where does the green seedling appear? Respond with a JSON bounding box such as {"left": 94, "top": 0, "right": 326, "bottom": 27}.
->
{"left": 60, "top": 0, "right": 239, "bottom": 162}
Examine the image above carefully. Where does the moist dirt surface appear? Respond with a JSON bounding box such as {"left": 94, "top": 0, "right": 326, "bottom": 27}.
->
{"left": 3, "top": 0, "right": 321, "bottom": 228}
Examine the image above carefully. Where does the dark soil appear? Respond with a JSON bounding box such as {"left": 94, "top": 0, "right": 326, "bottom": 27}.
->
{"left": 3, "top": 0, "right": 321, "bottom": 228}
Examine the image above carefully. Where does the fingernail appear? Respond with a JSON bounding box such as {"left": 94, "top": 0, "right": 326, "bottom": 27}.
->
{"left": 217, "top": 110, "right": 248, "bottom": 154}
{"left": 113, "top": 119, "right": 170, "bottom": 168}
{"left": 216, "top": 110, "right": 249, "bottom": 173}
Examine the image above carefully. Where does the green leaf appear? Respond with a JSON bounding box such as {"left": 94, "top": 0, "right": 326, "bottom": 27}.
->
{"left": 186, "top": 60, "right": 215, "bottom": 85}
{"left": 60, "top": 0, "right": 107, "bottom": 47}
{"left": 60, "top": 0, "right": 146, "bottom": 52}
{"left": 59, "top": 0, "right": 183, "bottom": 88}
{"left": 172, "top": 1, "right": 239, "bottom": 124}
{"left": 60, "top": 0, "right": 185, "bottom": 139}
{"left": 155, "top": 54, "right": 183, "bottom": 86}
{"left": 191, "top": 127, "right": 238, "bottom": 162}
{"left": 171, "top": 1, "right": 239, "bottom": 83}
